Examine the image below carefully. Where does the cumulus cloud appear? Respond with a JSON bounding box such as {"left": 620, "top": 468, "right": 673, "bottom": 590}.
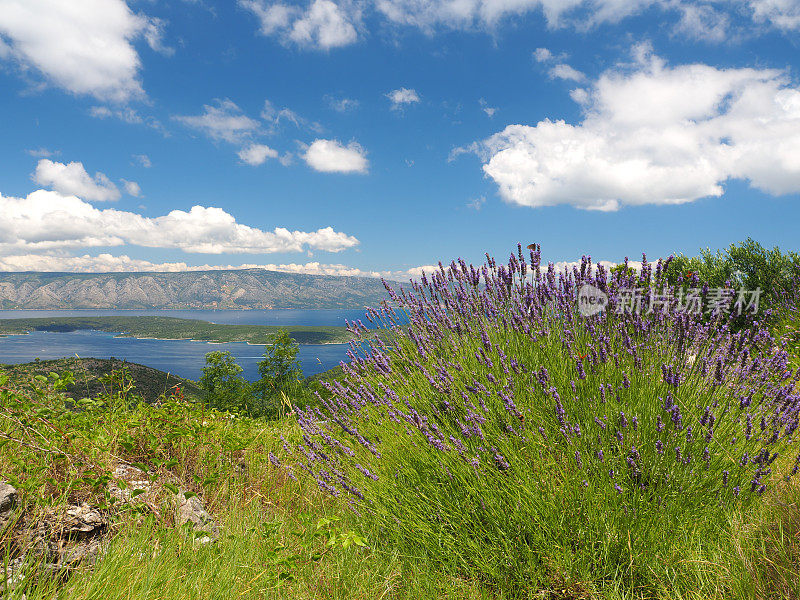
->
{"left": 0, "top": 0, "right": 164, "bottom": 102}
{"left": 240, "top": 0, "right": 358, "bottom": 49}
{"left": 238, "top": 143, "right": 279, "bottom": 165}
{"left": 479, "top": 50, "right": 800, "bottom": 211}
{"left": 0, "top": 189, "right": 360, "bottom": 255}
{"left": 303, "top": 139, "right": 368, "bottom": 173}
{"left": 32, "top": 159, "right": 121, "bottom": 202}
{"left": 386, "top": 87, "right": 420, "bottom": 108}
{"left": 0, "top": 252, "right": 440, "bottom": 281}
{"left": 236, "top": 0, "right": 800, "bottom": 43}
{"left": 173, "top": 99, "right": 261, "bottom": 143}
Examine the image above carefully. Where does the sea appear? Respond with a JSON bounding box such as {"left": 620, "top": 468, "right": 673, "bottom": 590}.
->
{"left": 0, "top": 309, "right": 378, "bottom": 381}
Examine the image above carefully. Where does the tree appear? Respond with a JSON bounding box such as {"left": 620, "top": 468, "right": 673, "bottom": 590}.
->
{"left": 199, "top": 351, "right": 250, "bottom": 412}
{"left": 253, "top": 329, "right": 303, "bottom": 419}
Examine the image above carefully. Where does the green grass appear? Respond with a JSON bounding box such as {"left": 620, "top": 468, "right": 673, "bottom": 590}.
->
{"left": 0, "top": 316, "right": 356, "bottom": 345}
{"left": 0, "top": 363, "right": 799, "bottom": 599}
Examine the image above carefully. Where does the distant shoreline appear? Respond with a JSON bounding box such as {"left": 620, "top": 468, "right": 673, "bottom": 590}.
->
{"left": 0, "top": 316, "right": 357, "bottom": 345}
{"left": 0, "top": 330, "right": 355, "bottom": 346}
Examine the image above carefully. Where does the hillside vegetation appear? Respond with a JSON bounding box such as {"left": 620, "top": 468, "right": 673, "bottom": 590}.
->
{"left": 1, "top": 242, "right": 799, "bottom": 599}
{"left": 0, "top": 357, "right": 206, "bottom": 405}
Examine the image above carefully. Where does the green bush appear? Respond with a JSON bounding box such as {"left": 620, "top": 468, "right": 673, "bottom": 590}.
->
{"left": 668, "top": 238, "right": 800, "bottom": 313}
{"left": 199, "top": 350, "right": 252, "bottom": 413}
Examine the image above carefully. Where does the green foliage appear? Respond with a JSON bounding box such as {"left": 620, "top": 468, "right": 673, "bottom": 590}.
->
{"left": 0, "top": 357, "right": 206, "bottom": 405}
{"left": 2, "top": 350, "right": 800, "bottom": 597}
{"left": 252, "top": 330, "right": 305, "bottom": 419}
{"left": 668, "top": 238, "right": 800, "bottom": 312}
{"left": 199, "top": 351, "right": 252, "bottom": 413}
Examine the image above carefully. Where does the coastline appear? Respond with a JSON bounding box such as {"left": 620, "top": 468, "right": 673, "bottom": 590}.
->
{"left": 0, "top": 329, "right": 352, "bottom": 346}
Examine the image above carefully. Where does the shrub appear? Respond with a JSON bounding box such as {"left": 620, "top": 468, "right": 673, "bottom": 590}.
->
{"left": 199, "top": 350, "right": 251, "bottom": 413}
{"left": 252, "top": 329, "right": 305, "bottom": 419}
{"left": 668, "top": 238, "right": 800, "bottom": 314}
{"left": 289, "top": 246, "right": 800, "bottom": 596}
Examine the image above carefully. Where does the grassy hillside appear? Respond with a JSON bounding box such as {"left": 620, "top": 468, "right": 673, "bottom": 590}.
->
{"left": 0, "top": 357, "right": 206, "bottom": 404}
{"left": 2, "top": 245, "right": 799, "bottom": 599}
{"left": 0, "top": 316, "right": 355, "bottom": 345}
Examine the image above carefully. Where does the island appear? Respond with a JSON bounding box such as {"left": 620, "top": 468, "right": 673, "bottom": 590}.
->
{"left": 0, "top": 316, "right": 360, "bottom": 345}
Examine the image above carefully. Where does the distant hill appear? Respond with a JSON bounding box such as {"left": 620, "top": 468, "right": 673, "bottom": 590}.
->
{"left": 0, "top": 269, "right": 390, "bottom": 309}
{"left": 0, "top": 357, "right": 206, "bottom": 405}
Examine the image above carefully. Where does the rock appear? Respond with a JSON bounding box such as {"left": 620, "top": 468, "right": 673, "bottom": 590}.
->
{"left": 58, "top": 538, "right": 104, "bottom": 567}
{"left": 109, "top": 463, "right": 153, "bottom": 504}
{"left": 176, "top": 492, "right": 219, "bottom": 544}
{"left": 0, "top": 482, "right": 18, "bottom": 531}
{"left": 63, "top": 503, "right": 104, "bottom": 536}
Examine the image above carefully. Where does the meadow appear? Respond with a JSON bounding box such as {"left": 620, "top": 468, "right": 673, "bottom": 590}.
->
{"left": 1, "top": 239, "right": 799, "bottom": 599}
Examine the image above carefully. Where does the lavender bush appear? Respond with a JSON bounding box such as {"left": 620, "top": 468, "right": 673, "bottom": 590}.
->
{"left": 287, "top": 245, "right": 800, "bottom": 594}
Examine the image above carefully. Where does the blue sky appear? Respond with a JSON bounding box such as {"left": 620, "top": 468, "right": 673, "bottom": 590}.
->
{"left": 1, "top": 0, "right": 799, "bottom": 279}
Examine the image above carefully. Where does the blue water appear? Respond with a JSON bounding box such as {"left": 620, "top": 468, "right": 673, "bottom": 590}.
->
{"left": 0, "top": 309, "right": 375, "bottom": 381}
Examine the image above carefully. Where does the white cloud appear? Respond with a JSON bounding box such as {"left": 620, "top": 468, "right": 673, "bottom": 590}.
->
{"left": 748, "top": 0, "right": 800, "bottom": 30}
{"left": 303, "top": 139, "right": 369, "bottom": 173}
{"left": 26, "top": 148, "right": 58, "bottom": 158}
{"left": 132, "top": 154, "right": 152, "bottom": 168}
{"left": 479, "top": 50, "right": 800, "bottom": 211}
{"left": 550, "top": 63, "right": 585, "bottom": 81}
{"left": 261, "top": 99, "right": 323, "bottom": 133}
{"left": 533, "top": 47, "right": 585, "bottom": 81}
{"left": 32, "top": 159, "right": 121, "bottom": 202}
{"left": 141, "top": 16, "right": 174, "bottom": 56}
{"left": 240, "top": 0, "right": 358, "bottom": 49}
{"left": 467, "top": 196, "right": 486, "bottom": 210}
{"left": 479, "top": 98, "right": 497, "bottom": 117}
{"left": 674, "top": 3, "right": 730, "bottom": 41}
{"left": 173, "top": 99, "right": 261, "bottom": 143}
{"left": 386, "top": 87, "right": 420, "bottom": 108}
{"left": 121, "top": 179, "right": 141, "bottom": 197}
{"left": 374, "top": 0, "right": 800, "bottom": 38}
{"left": 325, "top": 95, "right": 359, "bottom": 111}
{"left": 89, "top": 105, "right": 165, "bottom": 132}
{"left": 0, "top": 189, "right": 360, "bottom": 255}
{"left": 0, "top": 252, "right": 438, "bottom": 280}
{"left": 0, "top": 0, "right": 162, "bottom": 102}
{"left": 238, "top": 143, "right": 280, "bottom": 165}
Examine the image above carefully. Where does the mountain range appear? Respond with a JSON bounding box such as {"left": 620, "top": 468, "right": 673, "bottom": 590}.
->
{"left": 0, "top": 269, "right": 391, "bottom": 309}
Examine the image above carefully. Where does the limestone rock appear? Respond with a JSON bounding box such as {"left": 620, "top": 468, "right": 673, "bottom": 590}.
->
{"left": 0, "top": 482, "right": 18, "bottom": 530}
{"left": 176, "top": 492, "right": 219, "bottom": 544}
